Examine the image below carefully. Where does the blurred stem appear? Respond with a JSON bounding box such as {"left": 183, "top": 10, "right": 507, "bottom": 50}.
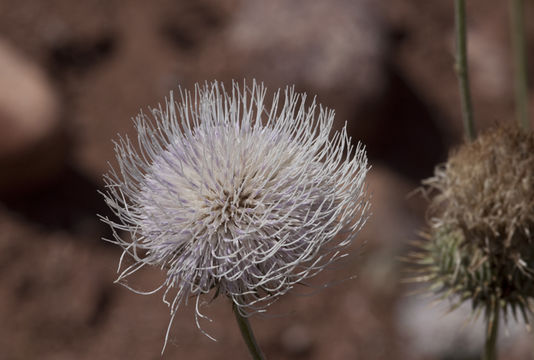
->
{"left": 454, "top": 0, "right": 476, "bottom": 141}
{"left": 510, "top": 0, "right": 530, "bottom": 131}
{"left": 483, "top": 305, "right": 499, "bottom": 360}
{"left": 233, "top": 302, "right": 265, "bottom": 360}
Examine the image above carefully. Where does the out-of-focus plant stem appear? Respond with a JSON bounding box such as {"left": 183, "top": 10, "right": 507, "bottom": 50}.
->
{"left": 233, "top": 302, "right": 265, "bottom": 360}
{"left": 510, "top": 0, "right": 530, "bottom": 131}
{"left": 483, "top": 304, "right": 499, "bottom": 360}
{"left": 454, "top": 0, "right": 476, "bottom": 141}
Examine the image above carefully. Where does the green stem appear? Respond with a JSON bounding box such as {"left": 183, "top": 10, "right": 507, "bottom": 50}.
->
{"left": 454, "top": 0, "right": 476, "bottom": 141}
{"left": 510, "top": 0, "right": 530, "bottom": 131}
{"left": 483, "top": 305, "right": 499, "bottom": 360}
{"left": 233, "top": 302, "right": 266, "bottom": 360}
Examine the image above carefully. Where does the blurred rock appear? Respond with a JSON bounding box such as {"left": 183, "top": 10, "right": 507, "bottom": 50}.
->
{"left": 381, "top": 0, "right": 514, "bottom": 143}
{"left": 397, "top": 295, "right": 532, "bottom": 359}
{"left": 0, "top": 211, "right": 116, "bottom": 359}
{"left": 0, "top": 0, "right": 115, "bottom": 61}
{"left": 224, "top": 0, "right": 386, "bottom": 125}
{"left": 356, "top": 165, "right": 423, "bottom": 297}
{"left": 280, "top": 324, "right": 313, "bottom": 356}
{"left": 0, "top": 38, "right": 63, "bottom": 197}
{"left": 0, "top": 39, "right": 58, "bottom": 156}
{"left": 468, "top": 26, "right": 510, "bottom": 100}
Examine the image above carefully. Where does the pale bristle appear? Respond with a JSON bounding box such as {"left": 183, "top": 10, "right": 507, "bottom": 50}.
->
{"left": 100, "top": 80, "right": 370, "bottom": 352}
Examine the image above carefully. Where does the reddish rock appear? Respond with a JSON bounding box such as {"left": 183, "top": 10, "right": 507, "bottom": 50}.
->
{"left": 0, "top": 38, "right": 63, "bottom": 196}
{"left": 0, "top": 39, "right": 59, "bottom": 157}
{"left": 223, "top": 0, "right": 387, "bottom": 127}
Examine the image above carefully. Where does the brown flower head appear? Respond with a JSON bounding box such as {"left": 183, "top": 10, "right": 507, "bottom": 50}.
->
{"left": 414, "top": 124, "right": 534, "bottom": 325}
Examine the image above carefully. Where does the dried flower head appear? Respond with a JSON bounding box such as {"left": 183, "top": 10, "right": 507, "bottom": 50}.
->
{"left": 101, "top": 81, "right": 370, "bottom": 348}
{"left": 413, "top": 124, "right": 534, "bottom": 326}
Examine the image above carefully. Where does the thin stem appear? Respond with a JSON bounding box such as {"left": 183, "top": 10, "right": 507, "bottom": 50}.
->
{"left": 454, "top": 0, "right": 476, "bottom": 141}
{"left": 483, "top": 305, "right": 499, "bottom": 360}
{"left": 233, "top": 302, "right": 265, "bottom": 360}
{"left": 510, "top": 0, "right": 530, "bottom": 131}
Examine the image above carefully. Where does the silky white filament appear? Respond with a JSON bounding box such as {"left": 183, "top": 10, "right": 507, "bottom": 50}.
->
{"left": 100, "top": 80, "right": 370, "bottom": 352}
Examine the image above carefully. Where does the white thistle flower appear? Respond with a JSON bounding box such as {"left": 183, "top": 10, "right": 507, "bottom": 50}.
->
{"left": 101, "top": 80, "right": 370, "bottom": 350}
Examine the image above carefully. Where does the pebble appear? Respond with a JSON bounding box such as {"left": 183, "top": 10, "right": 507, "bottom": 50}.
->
{"left": 0, "top": 38, "right": 62, "bottom": 196}
{"left": 225, "top": 0, "right": 386, "bottom": 126}
{"left": 280, "top": 324, "right": 313, "bottom": 356}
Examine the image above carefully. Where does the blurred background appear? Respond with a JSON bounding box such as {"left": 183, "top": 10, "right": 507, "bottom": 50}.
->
{"left": 0, "top": 0, "right": 533, "bottom": 359}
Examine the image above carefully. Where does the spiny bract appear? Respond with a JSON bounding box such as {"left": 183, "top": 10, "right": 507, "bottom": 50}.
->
{"left": 413, "top": 124, "right": 534, "bottom": 326}
{"left": 101, "top": 80, "right": 370, "bottom": 349}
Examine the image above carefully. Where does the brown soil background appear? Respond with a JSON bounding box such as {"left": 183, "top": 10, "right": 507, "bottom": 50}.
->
{"left": 0, "top": 0, "right": 533, "bottom": 359}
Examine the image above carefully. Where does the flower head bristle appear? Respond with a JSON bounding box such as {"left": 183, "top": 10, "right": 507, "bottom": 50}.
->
{"left": 100, "top": 80, "right": 370, "bottom": 350}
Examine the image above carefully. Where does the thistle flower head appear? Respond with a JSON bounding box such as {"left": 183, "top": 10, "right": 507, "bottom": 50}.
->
{"left": 413, "top": 124, "right": 534, "bottom": 325}
{"left": 101, "top": 81, "right": 369, "bottom": 347}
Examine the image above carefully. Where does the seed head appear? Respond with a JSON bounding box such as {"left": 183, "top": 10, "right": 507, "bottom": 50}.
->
{"left": 101, "top": 81, "right": 370, "bottom": 348}
{"left": 413, "top": 124, "right": 534, "bottom": 326}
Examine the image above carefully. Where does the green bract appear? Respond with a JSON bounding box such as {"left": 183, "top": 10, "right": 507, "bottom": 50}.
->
{"left": 413, "top": 124, "right": 534, "bottom": 327}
